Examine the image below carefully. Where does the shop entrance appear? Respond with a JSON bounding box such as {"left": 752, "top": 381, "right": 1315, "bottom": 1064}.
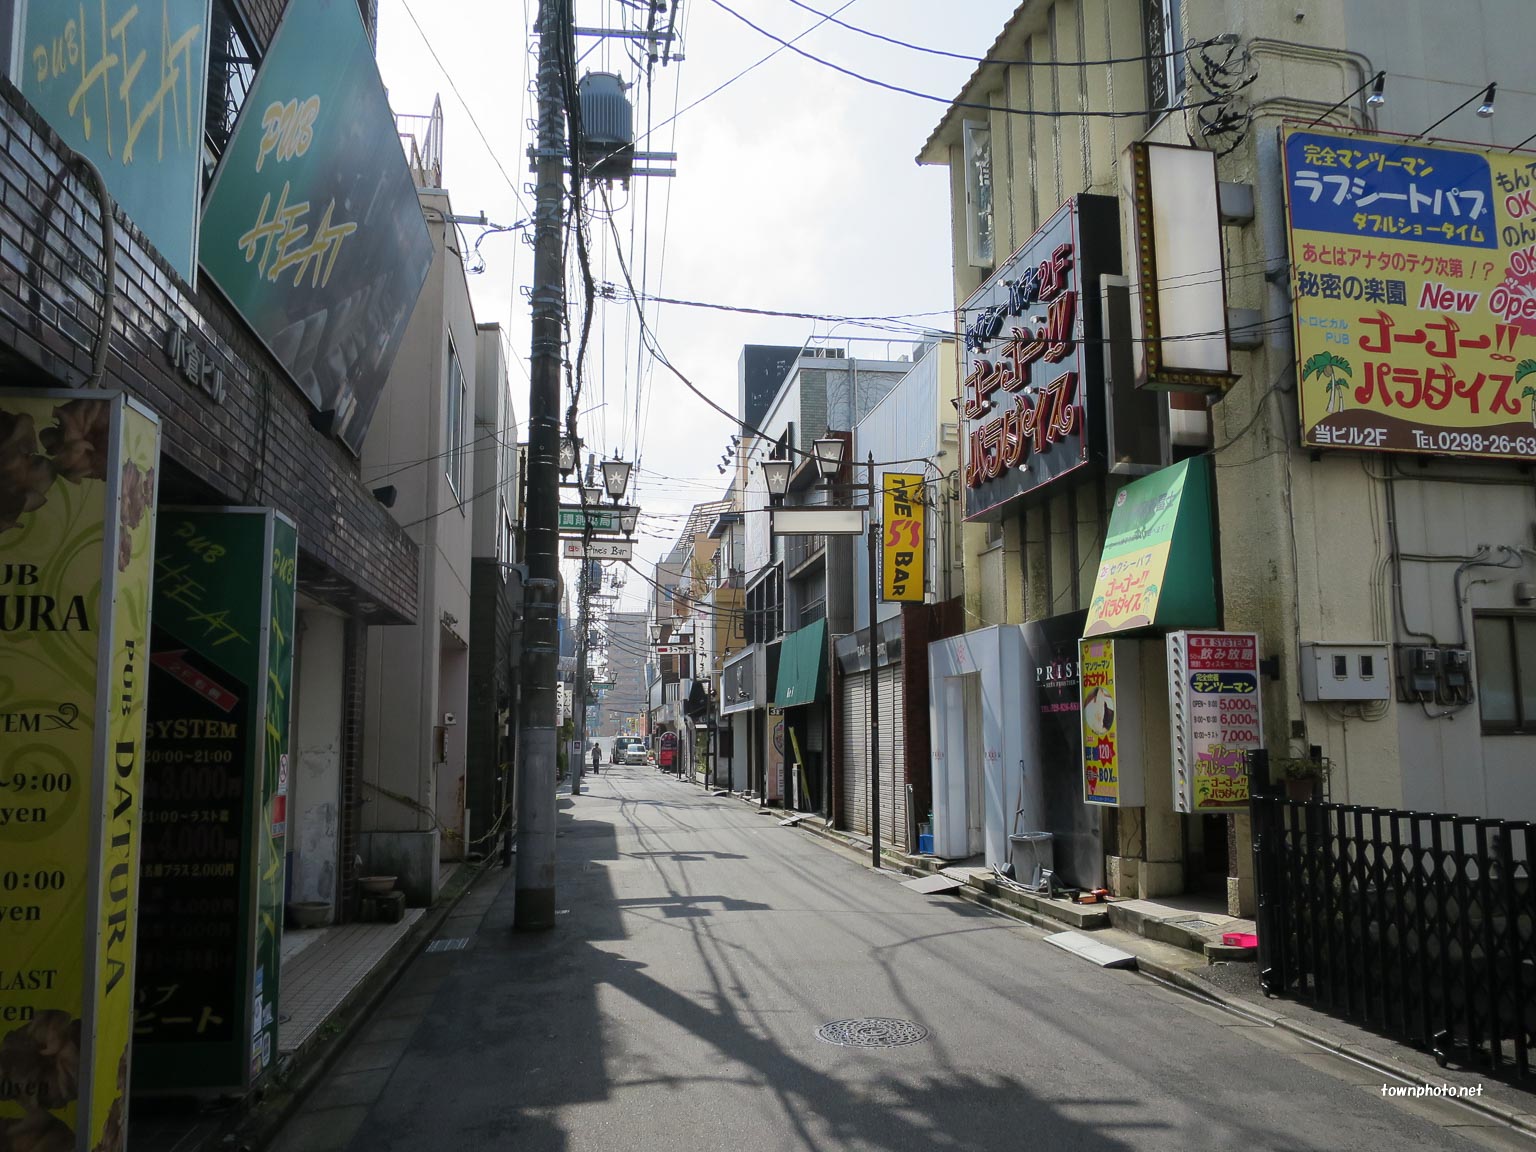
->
{"left": 1184, "top": 813, "right": 1230, "bottom": 895}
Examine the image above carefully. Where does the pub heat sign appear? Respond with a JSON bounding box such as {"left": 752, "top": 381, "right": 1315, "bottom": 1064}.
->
{"left": 960, "top": 195, "right": 1120, "bottom": 520}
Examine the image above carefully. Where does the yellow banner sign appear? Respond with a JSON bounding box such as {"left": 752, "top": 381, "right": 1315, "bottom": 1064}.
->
{"left": 1284, "top": 127, "right": 1536, "bottom": 458}
{"left": 1079, "top": 640, "right": 1121, "bottom": 804}
{"left": 0, "top": 392, "right": 159, "bottom": 1152}
{"left": 880, "top": 473, "right": 926, "bottom": 603}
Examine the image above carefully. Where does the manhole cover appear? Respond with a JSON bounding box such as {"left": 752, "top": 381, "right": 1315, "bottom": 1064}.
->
{"left": 815, "top": 1018, "right": 929, "bottom": 1048}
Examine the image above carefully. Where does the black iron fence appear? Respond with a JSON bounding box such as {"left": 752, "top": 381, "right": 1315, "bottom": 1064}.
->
{"left": 1251, "top": 792, "right": 1535, "bottom": 1079}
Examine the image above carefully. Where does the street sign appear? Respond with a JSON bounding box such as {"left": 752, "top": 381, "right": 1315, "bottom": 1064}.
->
{"left": 654, "top": 645, "right": 691, "bottom": 656}
{"left": 561, "top": 538, "right": 633, "bottom": 559}
{"left": 558, "top": 505, "right": 620, "bottom": 532}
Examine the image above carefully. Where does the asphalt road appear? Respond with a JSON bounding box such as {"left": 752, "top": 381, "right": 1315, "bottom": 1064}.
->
{"left": 275, "top": 765, "right": 1532, "bottom": 1152}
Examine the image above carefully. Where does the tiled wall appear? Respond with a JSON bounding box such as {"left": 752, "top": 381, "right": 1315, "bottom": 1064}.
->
{"left": 0, "top": 81, "right": 418, "bottom": 624}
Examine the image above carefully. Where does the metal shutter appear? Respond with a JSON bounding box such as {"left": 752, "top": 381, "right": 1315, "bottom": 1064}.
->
{"left": 840, "top": 671, "right": 868, "bottom": 835}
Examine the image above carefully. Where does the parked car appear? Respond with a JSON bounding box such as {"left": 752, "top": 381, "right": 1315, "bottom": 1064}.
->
{"left": 614, "top": 737, "right": 649, "bottom": 765}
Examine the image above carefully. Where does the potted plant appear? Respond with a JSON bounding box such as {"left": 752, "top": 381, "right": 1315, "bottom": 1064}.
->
{"left": 1270, "top": 752, "right": 1334, "bottom": 802}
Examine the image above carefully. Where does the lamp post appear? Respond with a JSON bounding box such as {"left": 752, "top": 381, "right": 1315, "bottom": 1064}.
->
{"left": 571, "top": 454, "right": 631, "bottom": 800}
{"left": 764, "top": 439, "right": 882, "bottom": 870}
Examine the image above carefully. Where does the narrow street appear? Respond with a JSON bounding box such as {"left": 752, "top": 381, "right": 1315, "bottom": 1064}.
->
{"left": 274, "top": 767, "right": 1519, "bottom": 1152}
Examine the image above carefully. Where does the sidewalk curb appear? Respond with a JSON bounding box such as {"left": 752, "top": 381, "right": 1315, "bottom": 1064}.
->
{"left": 230, "top": 858, "right": 495, "bottom": 1152}
{"left": 1135, "top": 956, "right": 1536, "bottom": 1138}
{"left": 771, "top": 801, "right": 1536, "bottom": 1139}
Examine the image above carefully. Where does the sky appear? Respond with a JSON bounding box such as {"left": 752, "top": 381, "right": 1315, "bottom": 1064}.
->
{"left": 374, "top": 0, "right": 1019, "bottom": 615}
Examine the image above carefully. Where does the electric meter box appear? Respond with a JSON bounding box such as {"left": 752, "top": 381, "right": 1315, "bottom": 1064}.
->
{"left": 1300, "top": 643, "right": 1392, "bottom": 702}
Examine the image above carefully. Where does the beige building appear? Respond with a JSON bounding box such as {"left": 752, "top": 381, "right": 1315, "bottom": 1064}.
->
{"left": 921, "top": 0, "right": 1536, "bottom": 915}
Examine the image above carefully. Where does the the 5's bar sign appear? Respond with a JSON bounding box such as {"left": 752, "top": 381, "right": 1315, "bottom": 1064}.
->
{"left": 960, "top": 195, "right": 1119, "bottom": 519}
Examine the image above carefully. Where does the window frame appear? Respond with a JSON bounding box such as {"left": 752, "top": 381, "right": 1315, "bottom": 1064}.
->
{"left": 1473, "top": 610, "right": 1536, "bottom": 735}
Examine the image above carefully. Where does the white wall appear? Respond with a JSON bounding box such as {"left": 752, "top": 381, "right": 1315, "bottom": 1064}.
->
{"left": 291, "top": 606, "right": 345, "bottom": 911}
{"left": 928, "top": 625, "right": 1037, "bottom": 866}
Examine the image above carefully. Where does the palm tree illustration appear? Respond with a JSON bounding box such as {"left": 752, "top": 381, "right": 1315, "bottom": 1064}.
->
{"left": 1302, "top": 352, "right": 1353, "bottom": 414}
{"left": 1518, "top": 359, "right": 1536, "bottom": 426}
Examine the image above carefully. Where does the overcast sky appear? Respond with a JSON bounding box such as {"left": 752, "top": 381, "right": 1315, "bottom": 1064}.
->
{"left": 375, "top": 0, "right": 1018, "bottom": 614}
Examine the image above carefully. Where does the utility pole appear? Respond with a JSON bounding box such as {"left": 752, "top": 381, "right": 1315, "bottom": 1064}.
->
{"left": 514, "top": 0, "right": 567, "bottom": 931}
{"left": 570, "top": 455, "right": 596, "bottom": 797}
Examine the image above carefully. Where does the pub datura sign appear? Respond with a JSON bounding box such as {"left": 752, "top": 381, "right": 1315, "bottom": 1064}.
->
{"left": 134, "top": 509, "right": 296, "bottom": 1095}
{"left": 1283, "top": 126, "right": 1536, "bottom": 459}
{"left": 199, "top": 0, "right": 432, "bottom": 455}
{"left": 960, "top": 194, "right": 1119, "bottom": 520}
{"left": 22, "top": 0, "right": 211, "bottom": 285}
{"left": 0, "top": 390, "right": 161, "bottom": 1152}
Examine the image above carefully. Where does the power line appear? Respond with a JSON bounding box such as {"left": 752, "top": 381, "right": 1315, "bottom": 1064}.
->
{"left": 398, "top": 0, "right": 534, "bottom": 216}
{"left": 782, "top": 0, "right": 1226, "bottom": 69}
{"left": 708, "top": 0, "right": 1234, "bottom": 120}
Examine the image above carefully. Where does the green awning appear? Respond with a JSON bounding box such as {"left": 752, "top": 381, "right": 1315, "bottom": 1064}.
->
{"left": 773, "top": 619, "right": 828, "bottom": 707}
{"left": 1083, "top": 456, "right": 1218, "bottom": 636}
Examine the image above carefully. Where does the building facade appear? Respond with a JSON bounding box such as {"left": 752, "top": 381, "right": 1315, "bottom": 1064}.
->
{"left": 920, "top": 0, "right": 1536, "bottom": 913}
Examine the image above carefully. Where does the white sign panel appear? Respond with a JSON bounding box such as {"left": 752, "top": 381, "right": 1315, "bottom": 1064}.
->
{"left": 562, "top": 539, "right": 634, "bottom": 560}
{"left": 1167, "top": 631, "right": 1262, "bottom": 813}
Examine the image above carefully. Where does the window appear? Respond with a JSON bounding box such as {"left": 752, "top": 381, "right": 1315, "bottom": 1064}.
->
{"left": 1474, "top": 613, "right": 1536, "bottom": 733}
{"left": 446, "top": 341, "right": 466, "bottom": 498}
{"left": 962, "top": 120, "right": 994, "bottom": 268}
{"left": 204, "top": 2, "right": 257, "bottom": 180}
{"left": 1142, "top": 0, "right": 1185, "bottom": 113}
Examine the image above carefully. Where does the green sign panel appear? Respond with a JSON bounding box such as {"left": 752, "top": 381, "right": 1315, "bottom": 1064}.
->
{"left": 1084, "top": 456, "right": 1217, "bottom": 636}
{"left": 134, "top": 509, "right": 296, "bottom": 1093}
{"left": 22, "top": 0, "right": 211, "bottom": 284}
{"left": 199, "top": 0, "right": 431, "bottom": 454}
{"left": 558, "top": 506, "right": 619, "bottom": 532}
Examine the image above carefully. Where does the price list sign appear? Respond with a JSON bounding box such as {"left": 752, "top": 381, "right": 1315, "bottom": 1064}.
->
{"left": 0, "top": 391, "right": 160, "bottom": 1152}
{"left": 1169, "top": 631, "right": 1263, "bottom": 812}
{"left": 133, "top": 509, "right": 296, "bottom": 1095}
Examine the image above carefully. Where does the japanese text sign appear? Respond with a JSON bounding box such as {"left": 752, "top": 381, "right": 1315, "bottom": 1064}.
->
{"left": 1168, "top": 631, "right": 1262, "bottom": 812}
{"left": 199, "top": 0, "right": 431, "bottom": 455}
{"left": 1079, "top": 640, "right": 1121, "bottom": 805}
{"left": 1283, "top": 127, "right": 1536, "bottom": 459}
{"left": 880, "top": 473, "right": 926, "bottom": 602}
{"left": 959, "top": 195, "right": 1119, "bottom": 519}
{"left": 1084, "top": 457, "right": 1217, "bottom": 636}
{"left": 134, "top": 509, "right": 295, "bottom": 1094}
{"left": 23, "top": 0, "right": 211, "bottom": 285}
{"left": 0, "top": 391, "right": 160, "bottom": 1152}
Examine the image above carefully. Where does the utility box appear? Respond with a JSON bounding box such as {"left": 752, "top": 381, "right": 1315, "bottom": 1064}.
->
{"left": 1300, "top": 643, "right": 1392, "bottom": 701}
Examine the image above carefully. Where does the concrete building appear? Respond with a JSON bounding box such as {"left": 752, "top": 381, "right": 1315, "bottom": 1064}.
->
{"left": 359, "top": 169, "right": 493, "bottom": 901}
{"left": 597, "top": 611, "right": 650, "bottom": 738}
{"left": 918, "top": 0, "right": 1536, "bottom": 914}
{"left": 466, "top": 324, "right": 522, "bottom": 856}
{"left": 738, "top": 349, "right": 913, "bottom": 809}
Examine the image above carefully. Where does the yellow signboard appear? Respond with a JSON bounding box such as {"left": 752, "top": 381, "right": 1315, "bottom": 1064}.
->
{"left": 0, "top": 392, "right": 160, "bottom": 1152}
{"left": 1284, "top": 127, "right": 1536, "bottom": 458}
{"left": 880, "top": 473, "right": 926, "bottom": 603}
{"left": 1079, "top": 640, "right": 1121, "bottom": 804}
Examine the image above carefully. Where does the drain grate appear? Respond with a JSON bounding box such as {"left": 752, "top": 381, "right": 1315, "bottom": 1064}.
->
{"left": 1164, "top": 917, "right": 1218, "bottom": 933}
{"left": 815, "top": 1018, "right": 929, "bottom": 1048}
{"left": 425, "top": 937, "right": 470, "bottom": 953}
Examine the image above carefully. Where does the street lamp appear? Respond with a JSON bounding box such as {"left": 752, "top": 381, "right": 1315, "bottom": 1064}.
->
{"left": 762, "top": 457, "right": 792, "bottom": 500}
{"left": 763, "top": 441, "right": 885, "bottom": 870}
{"left": 651, "top": 622, "right": 664, "bottom": 645}
{"left": 601, "top": 458, "right": 632, "bottom": 502}
{"left": 812, "top": 436, "right": 846, "bottom": 482}
{"left": 581, "top": 482, "right": 603, "bottom": 507}
{"left": 619, "top": 505, "right": 639, "bottom": 536}
{"left": 558, "top": 435, "right": 579, "bottom": 478}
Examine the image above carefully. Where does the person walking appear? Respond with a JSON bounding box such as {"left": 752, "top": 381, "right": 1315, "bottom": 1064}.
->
{"left": 590, "top": 742, "right": 602, "bottom": 775}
